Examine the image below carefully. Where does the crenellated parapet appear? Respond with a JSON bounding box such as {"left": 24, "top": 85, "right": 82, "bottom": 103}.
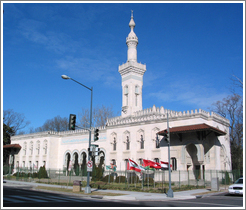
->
{"left": 11, "top": 126, "right": 106, "bottom": 140}
{"left": 106, "top": 105, "right": 230, "bottom": 127}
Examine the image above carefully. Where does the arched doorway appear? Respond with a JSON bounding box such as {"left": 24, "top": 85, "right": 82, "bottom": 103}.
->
{"left": 72, "top": 152, "right": 79, "bottom": 175}
{"left": 80, "top": 152, "right": 87, "bottom": 176}
{"left": 186, "top": 143, "right": 201, "bottom": 180}
{"left": 65, "top": 152, "right": 71, "bottom": 175}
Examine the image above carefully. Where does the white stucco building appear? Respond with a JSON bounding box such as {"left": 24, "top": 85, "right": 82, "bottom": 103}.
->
{"left": 9, "top": 13, "right": 231, "bottom": 181}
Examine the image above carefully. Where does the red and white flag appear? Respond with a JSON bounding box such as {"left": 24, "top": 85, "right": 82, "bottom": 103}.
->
{"left": 160, "top": 161, "right": 172, "bottom": 170}
{"left": 142, "top": 159, "right": 161, "bottom": 169}
{"left": 127, "top": 159, "right": 145, "bottom": 172}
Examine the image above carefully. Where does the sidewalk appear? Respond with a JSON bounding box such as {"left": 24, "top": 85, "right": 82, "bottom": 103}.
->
{"left": 3, "top": 180, "right": 225, "bottom": 201}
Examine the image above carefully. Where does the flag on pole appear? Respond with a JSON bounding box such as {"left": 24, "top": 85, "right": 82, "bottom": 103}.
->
{"left": 106, "top": 163, "right": 116, "bottom": 172}
{"left": 160, "top": 161, "right": 172, "bottom": 170}
{"left": 142, "top": 159, "right": 161, "bottom": 169}
{"left": 127, "top": 159, "right": 145, "bottom": 172}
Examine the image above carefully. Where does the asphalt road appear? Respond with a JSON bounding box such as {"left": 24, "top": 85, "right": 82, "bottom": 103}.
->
{"left": 3, "top": 185, "right": 243, "bottom": 208}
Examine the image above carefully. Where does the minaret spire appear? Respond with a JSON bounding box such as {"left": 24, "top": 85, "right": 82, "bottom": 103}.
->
{"left": 118, "top": 12, "right": 146, "bottom": 117}
{"left": 126, "top": 10, "right": 138, "bottom": 62}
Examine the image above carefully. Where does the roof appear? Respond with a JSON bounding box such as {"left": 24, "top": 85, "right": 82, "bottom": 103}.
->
{"left": 158, "top": 123, "right": 226, "bottom": 136}
{"left": 3, "top": 144, "right": 22, "bottom": 150}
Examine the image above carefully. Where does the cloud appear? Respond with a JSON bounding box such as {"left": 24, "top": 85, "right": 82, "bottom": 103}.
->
{"left": 18, "top": 18, "right": 79, "bottom": 54}
{"left": 147, "top": 76, "right": 228, "bottom": 109}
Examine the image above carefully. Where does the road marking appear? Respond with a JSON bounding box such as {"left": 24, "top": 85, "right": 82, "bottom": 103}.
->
{"left": 3, "top": 197, "right": 25, "bottom": 203}
{"left": 46, "top": 195, "right": 87, "bottom": 202}
{"left": 11, "top": 195, "right": 47, "bottom": 203}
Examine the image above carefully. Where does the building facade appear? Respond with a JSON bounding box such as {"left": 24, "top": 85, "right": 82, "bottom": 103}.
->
{"left": 10, "top": 13, "right": 231, "bottom": 180}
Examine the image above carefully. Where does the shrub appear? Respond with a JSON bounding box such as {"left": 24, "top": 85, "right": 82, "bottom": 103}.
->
{"left": 91, "top": 166, "right": 103, "bottom": 181}
{"left": 102, "top": 175, "right": 114, "bottom": 182}
{"left": 38, "top": 166, "right": 48, "bottom": 178}
{"left": 144, "top": 177, "right": 154, "bottom": 185}
{"left": 115, "top": 176, "right": 126, "bottom": 183}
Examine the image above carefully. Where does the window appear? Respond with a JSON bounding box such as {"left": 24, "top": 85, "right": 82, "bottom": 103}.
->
{"left": 43, "top": 141, "right": 47, "bottom": 155}
{"left": 124, "top": 159, "right": 128, "bottom": 169}
{"left": 126, "top": 136, "right": 130, "bottom": 150}
{"left": 155, "top": 134, "right": 160, "bottom": 148}
{"left": 36, "top": 141, "right": 40, "bottom": 155}
{"left": 23, "top": 142, "right": 27, "bottom": 155}
{"left": 135, "top": 86, "right": 139, "bottom": 106}
{"left": 112, "top": 159, "right": 116, "bottom": 166}
{"left": 124, "top": 85, "right": 128, "bottom": 94}
{"left": 139, "top": 158, "right": 143, "bottom": 165}
{"left": 124, "top": 86, "right": 128, "bottom": 106}
{"left": 140, "top": 135, "right": 144, "bottom": 149}
{"left": 30, "top": 142, "right": 33, "bottom": 155}
{"left": 113, "top": 137, "right": 117, "bottom": 151}
{"left": 154, "top": 158, "right": 159, "bottom": 163}
{"left": 171, "top": 157, "right": 177, "bottom": 171}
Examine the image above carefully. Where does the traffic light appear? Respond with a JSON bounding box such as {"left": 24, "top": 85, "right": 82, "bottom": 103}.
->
{"left": 94, "top": 129, "right": 99, "bottom": 141}
{"left": 69, "top": 114, "right": 76, "bottom": 130}
{"left": 163, "top": 130, "right": 169, "bottom": 142}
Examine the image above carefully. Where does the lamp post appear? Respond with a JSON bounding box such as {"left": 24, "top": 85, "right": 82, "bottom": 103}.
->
{"left": 166, "top": 112, "right": 173, "bottom": 197}
{"left": 61, "top": 75, "right": 93, "bottom": 194}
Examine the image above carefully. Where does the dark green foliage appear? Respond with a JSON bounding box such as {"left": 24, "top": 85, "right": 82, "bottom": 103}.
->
{"left": 38, "top": 166, "right": 48, "bottom": 178}
{"left": 144, "top": 177, "right": 154, "bottom": 185}
{"left": 222, "top": 171, "right": 231, "bottom": 184}
{"left": 115, "top": 176, "right": 126, "bottom": 183}
{"left": 102, "top": 175, "right": 114, "bottom": 182}
{"left": 91, "top": 166, "right": 103, "bottom": 181}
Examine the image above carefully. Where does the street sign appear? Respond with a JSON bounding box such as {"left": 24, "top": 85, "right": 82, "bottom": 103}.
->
{"left": 87, "top": 160, "right": 93, "bottom": 172}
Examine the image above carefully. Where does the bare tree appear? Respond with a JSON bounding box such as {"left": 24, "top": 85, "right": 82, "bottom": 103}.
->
{"left": 211, "top": 93, "right": 243, "bottom": 172}
{"left": 3, "top": 109, "right": 30, "bottom": 134}
{"left": 34, "top": 115, "right": 68, "bottom": 132}
{"left": 78, "top": 105, "right": 115, "bottom": 128}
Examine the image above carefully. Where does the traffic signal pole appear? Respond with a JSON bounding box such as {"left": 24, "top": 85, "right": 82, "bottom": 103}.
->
{"left": 61, "top": 75, "right": 93, "bottom": 194}
{"left": 85, "top": 86, "right": 93, "bottom": 194}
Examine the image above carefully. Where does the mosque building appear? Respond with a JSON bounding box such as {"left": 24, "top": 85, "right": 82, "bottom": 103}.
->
{"left": 9, "top": 13, "right": 231, "bottom": 181}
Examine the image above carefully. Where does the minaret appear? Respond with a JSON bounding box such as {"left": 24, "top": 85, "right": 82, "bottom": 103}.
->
{"left": 119, "top": 11, "right": 146, "bottom": 117}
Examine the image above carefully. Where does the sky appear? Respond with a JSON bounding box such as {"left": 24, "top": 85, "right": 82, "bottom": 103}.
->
{"left": 2, "top": 1, "right": 244, "bottom": 134}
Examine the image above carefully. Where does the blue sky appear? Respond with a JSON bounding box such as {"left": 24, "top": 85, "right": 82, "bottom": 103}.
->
{"left": 2, "top": 2, "right": 244, "bottom": 133}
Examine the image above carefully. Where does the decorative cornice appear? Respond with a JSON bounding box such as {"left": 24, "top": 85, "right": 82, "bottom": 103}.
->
{"left": 119, "top": 61, "right": 146, "bottom": 76}
{"left": 11, "top": 126, "right": 106, "bottom": 141}
{"left": 106, "top": 105, "right": 230, "bottom": 128}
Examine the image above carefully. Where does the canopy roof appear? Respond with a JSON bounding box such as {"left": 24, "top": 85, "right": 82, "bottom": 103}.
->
{"left": 3, "top": 144, "right": 22, "bottom": 150}
{"left": 158, "top": 123, "right": 226, "bottom": 136}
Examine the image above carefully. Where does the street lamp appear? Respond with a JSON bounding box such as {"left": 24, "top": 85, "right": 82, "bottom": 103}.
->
{"left": 61, "top": 74, "right": 93, "bottom": 194}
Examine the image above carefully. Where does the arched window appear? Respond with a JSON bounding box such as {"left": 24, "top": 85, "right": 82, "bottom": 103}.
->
{"left": 126, "top": 136, "right": 130, "bottom": 150}
{"left": 43, "top": 140, "right": 47, "bottom": 155}
{"left": 154, "top": 158, "right": 159, "bottom": 163}
{"left": 124, "top": 85, "right": 129, "bottom": 106}
{"left": 155, "top": 134, "right": 160, "bottom": 148}
{"left": 171, "top": 157, "right": 177, "bottom": 171}
{"left": 140, "top": 135, "right": 144, "bottom": 149}
{"left": 113, "top": 137, "right": 117, "bottom": 151}
{"left": 30, "top": 142, "right": 33, "bottom": 155}
{"left": 36, "top": 141, "right": 40, "bottom": 155}
{"left": 23, "top": 142, "right": 27, "bottom": 155}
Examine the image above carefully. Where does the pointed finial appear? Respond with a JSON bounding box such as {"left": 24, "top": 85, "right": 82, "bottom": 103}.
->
{"left": 131, "top": 10, "right": 133, "bottom": 18}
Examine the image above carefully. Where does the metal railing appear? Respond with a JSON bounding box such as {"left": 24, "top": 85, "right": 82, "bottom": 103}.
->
{"left": 3, "top": 166, "right": 241, "bottom": 191}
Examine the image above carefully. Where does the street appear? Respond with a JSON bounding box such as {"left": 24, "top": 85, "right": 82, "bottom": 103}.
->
{"left": 3, "top": 185, "right": 243, "bottom": 208}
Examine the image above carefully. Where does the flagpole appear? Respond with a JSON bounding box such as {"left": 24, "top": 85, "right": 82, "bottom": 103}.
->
{"left": 167, "top": 112, "right": 174, "bottom": 197}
